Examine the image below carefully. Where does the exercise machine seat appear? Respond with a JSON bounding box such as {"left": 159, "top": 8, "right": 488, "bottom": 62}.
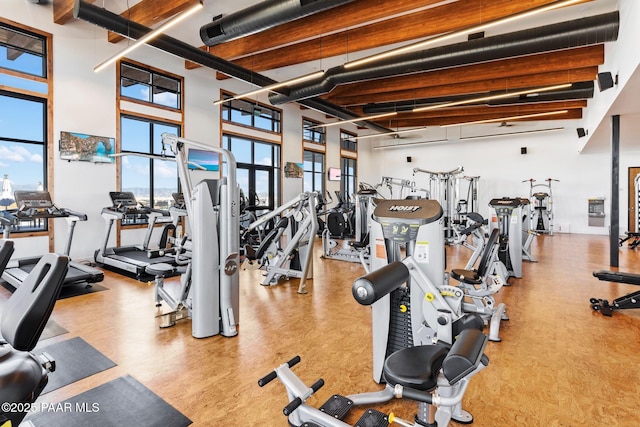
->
{"left": 451, "top": 228, "right": 500, "bottom": 285}
{"left": 145, "top": 262, "right": 176, "bottom": 278}
{"left": 383, "top": 329, "right": 488, "bottom": 393}
{"left": 382, "top": 344, "right": 449, "bottom": 391}
{"left": 0, "top": 253, "right": 69, "bottom": 425}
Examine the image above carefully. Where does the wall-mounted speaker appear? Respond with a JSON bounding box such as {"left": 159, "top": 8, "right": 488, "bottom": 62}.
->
{"left": 520, "top": 147, "right": 527, "bottom": 155}
{"left": 597, "top": 72, "right": 615, "bottom": 92}
{"left": 577, "top": 127, "right": 587, "bottom": 138}
{"left": 406, "top": 156, "right": 412, "bottom": 163}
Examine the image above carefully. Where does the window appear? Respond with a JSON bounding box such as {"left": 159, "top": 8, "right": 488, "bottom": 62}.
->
{"left": 0, "top": 21, "right": 49, "bottom": 235}
{"left": 221, "top": 95, "right": 281, "bottom": 133}
{"left": 120, "top": 116, "right": 180, "bottom": 214}
{"left": 341, "top": 157, "right": 357, "bottom": 201}
{"left": 303, "top": 118, "right": 325, "bottom": 145}
{"left": 120, "top": 61, "right": 182, "bottom": 109}
{"left": 340, "top": 130, "right": 357, "bottom": 152}
{"left": 303, "top": 150, "right": 325, "bottom": 195}
{"left": 223, "top": 134, "right": 280, "bottom": 212}
{"left": 0, "top": 23, "right": 46, "bottom": 78}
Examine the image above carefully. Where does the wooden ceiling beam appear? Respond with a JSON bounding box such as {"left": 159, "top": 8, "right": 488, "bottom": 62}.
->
{"left": 326, "top": 45, "right": 604, "bottom": 101}
{"left": 107, "top": 0, "right": 201, "bottom": 43}
{"left": 370, "top": 100, "right": 588, "bottom": 120}
{"left": 205, "top": 0, "right": 444, "bottom": 60}
{"left": 329, "top": 67, "right": 598, "bottom": 106}
{"left": 376, "top": 108, "right": 582, "bottom": 128}
{"left": 203, "top": 0, "right": 588, "bottom": 75}
{"left": 53, "top": 0, "right": 97, "bottom": 25}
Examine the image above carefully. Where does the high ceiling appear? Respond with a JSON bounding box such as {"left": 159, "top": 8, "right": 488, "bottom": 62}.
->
{"left": 60, "top": 0, "right": 621, "bottom": 135}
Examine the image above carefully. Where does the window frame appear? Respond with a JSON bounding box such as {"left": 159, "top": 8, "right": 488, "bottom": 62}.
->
{"left": 0, "top": 19, "right": 52, "bottom": 240}
{"left": 222, "top": 133, "right": 281, "bottom": 211}
{"left": 119, "top": 59, "right": 183, "bottom": 111}
{"left": 220, "top": 92, "right": 282, "bottom": 134}
{"left": 303, "top": 149, "right": 325, "bottom": 196}
{"left": 340, "top": 129, "right": 358, "bottom": 152}
{"left": 341, "top": 157, "right": 357, "bottom": 202}
{"left": 302, "top": 117, "right": 326, "bottom": 145}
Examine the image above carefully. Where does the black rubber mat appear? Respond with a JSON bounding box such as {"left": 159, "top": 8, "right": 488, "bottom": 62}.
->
{"left": 38, "top": 318, "right": 68, "bottom": 341}
{"left": 57, "top": 282, "right": 109, "bottom": 300}
{"left": 34, "top": 336, "right": 116, "bottom": 394}
{"left": 27, "top": 375, "right": 192, "bottom": 427}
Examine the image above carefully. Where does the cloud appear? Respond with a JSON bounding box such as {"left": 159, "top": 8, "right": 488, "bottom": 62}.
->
{"left": 154, "top": 160, "right": 176, "bottom": 178}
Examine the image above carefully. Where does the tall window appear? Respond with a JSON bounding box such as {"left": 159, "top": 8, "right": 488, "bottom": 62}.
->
{"left": 222, "top": 134, "right": 281, "bottom": 212}
{"left": 303, "top": 118, "right": 325, "bottom": 145}
{"left": 120, "top": 61, "right": 182, "bottom": 109}
{"left": 120, "top": 116, "right": 180, "bottom": 211}
{"left": 304, "top": 150, "right": 325, "bottom": 195}
{"left": 340, "top": 130, "right": 357, "bottom": 152}
{"left": 221, "top": 95, "right": 281, "bottom": 133}
{"left": 0, "top": 22, "right": 50, "bottom": 234}
{"left": 341, "top": 157, "right": 357, "bottom": 201}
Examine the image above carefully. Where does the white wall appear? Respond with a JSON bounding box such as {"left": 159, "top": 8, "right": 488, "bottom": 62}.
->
{"left": 362, "top": 125, "right": 640, "bottom": 235}
{"left": 5, "top": 0, "right": 640, "bottom": 262}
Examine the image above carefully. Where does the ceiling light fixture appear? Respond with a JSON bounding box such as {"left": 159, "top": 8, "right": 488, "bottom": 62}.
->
{"left": 94, "top": 1, "right": 204, "bottom": 73}
{"left": 344, "top": 0, "right": 584, "bottom": 69}
{"left": 440, "top": 110, "right": 569, "bottom": 128}
{"left": 412, "top": 83, "right": 572, "bottom": 113}
{"left": 212, "top": 70, "right": 325, "bottom": 106}
{"left": 306, "top": 112, "right": 398, "bottom": 129}
{"left": 372, "top": 127, "right": 565, "bottom": 150}
{"left": 356, "top": 126, "right": 429, "bottom": 141}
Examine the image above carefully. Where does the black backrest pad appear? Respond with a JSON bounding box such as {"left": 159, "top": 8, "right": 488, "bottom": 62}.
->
{"left": 442, "top": 328, "right": 488, "bottom": 385}
{"left": 477, "top": 228, "right": 500, "bottom": 277}
{"left": 255, "top": 217, "right": 289, "bottom": 260}
{"left": 0, "top": 254, "right": 69, "bottom": 352}
{"left": 0, "top": 239, "right": 15, "bottom": 274}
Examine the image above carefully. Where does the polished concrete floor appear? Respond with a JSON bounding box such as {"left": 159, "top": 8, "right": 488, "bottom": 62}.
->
{"left": 2, "top": 233, "right": 639, "bottom": 426}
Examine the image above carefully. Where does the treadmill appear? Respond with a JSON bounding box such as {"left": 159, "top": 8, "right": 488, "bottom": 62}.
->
{"left": 1, "top": 190, "right": 104, "bottom": 288}
{"left": 95, "top": 191, "right": 180, "bottom": 280}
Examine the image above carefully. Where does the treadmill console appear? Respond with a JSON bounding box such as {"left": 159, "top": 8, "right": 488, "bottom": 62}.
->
{"left": 14, "top": 191, "right": 53, "bottom": 209}
{"left": 172, "top": 192, "right": 186, "bottom": 209}
{"left": 13, "top": 191, "right": 80, "bottom": 219}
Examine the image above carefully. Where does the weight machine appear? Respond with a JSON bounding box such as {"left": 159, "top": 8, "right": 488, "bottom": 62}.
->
{"left": 321, "top": 183, "right": 377, "bottom": 266}
{"left": 243, "top": 192, "right": 318, "bottom": 294}
{"left": 523, "top": 178, "right": 559, "bottom": 235}
{"left": 155, "top": 133, "right": 240, "bottom": 338}
{"left": 363, "top": 198, "right": 484, "bottom": 384}
{"left": 412, "top": 166, "right": 468, "bottom": 244}
{"left": 590, "top": 270, "right": 640, "bottom": 316}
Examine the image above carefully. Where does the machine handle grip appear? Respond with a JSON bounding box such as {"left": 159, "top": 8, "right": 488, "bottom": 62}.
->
{"left": 283, "top": 398, "right": 302, "bottom": 416}
{"left": 257, "top": 355, "right": 301, "bottom": 387}
{"left": 310, "top": 378, "right": 325, "bottom": 393}
{"left": 282, "top": 379, "right": 324, "bottom": 416}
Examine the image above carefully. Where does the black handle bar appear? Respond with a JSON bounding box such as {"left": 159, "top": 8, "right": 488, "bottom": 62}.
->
{"left": 257, "top": 355, "right": 301, "bottom": 387}
{"left": 282, "top": 378, "right": 324, "bottom": 416}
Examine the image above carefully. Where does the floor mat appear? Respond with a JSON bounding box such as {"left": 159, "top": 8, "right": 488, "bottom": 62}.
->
{"left": 34, "top": 336, "right": 116, "bottom": 394}
{"left": 38, "top": 318, "right": 68, "bottom": 341}
{"left": 28, "top": 375, "right": 192, "bottom": 427}
{"left": 57, "top": 283, "right": 109, "bottom": 300}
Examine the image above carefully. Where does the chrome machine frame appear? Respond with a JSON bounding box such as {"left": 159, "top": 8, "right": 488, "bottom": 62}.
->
{"left": 162, "top": 133, "right": 240, "bottom": 339}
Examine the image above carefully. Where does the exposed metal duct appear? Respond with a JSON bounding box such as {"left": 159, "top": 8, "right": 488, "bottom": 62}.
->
{"left": 73, "top": 0, "right": 391, "bottom": 134}
{"left": 362, "top": 82, "right": 596, "bottom": 114}
{"left": 200, "top": 0, "right": 355, "bottom": 46}
{"left": 269, "top": 11, "right": 619, "bottom": 105}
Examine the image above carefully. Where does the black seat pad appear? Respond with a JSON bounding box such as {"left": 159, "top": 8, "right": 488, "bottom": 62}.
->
{"left": 0, "top": 346, "right": 47, "bottom": 405}
{"left": 383, "top": 344, "right": 448, "bottom": 391}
